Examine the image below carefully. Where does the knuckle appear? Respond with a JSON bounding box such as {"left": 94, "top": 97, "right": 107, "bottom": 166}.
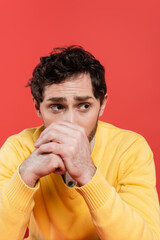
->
{"left": 48, "top": 131, "right": 54, "bottom": 140}
{"left": 79, "top": 127, "right": 85, "bottom": 136}
{"left": 50, "top": 122, "right": 55, "bottom": 128}
{"left": 76, "top": 131, "right": 82, "bottom": 139}
{"left": 49, "top": 142, "right": 55, "bottom": 152}
{"left": 72, "top": 138, "right": 77, "bottom": 146}
{"left": 50, "top": 122, "right": 59, "bottom": 131}
{"left": 71, "top": 136, "right": 80, "bottom": 151}
{"left": 38, "top": 144, "right": 44, "bottom": 152}
{"left": 69, "top": 146, "right": 75, "bottom": 156}
{"left": 48, "top": 153, "right": 54, "bottom": 161}
{"left": 80, "top": 126, "right": 85, "bottom": 134}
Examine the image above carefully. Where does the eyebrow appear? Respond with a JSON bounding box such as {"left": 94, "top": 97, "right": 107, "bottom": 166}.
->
{"left": 46, "top": 96, "right": 93, "bottom": 102}
{"left": 47, "top": 97, "right": 66, "bottom": 102}
{"left": 74, "top": 96, "right": 93, "bottom": 101}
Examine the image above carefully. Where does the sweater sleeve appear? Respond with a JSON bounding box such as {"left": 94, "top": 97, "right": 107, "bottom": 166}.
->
{"left": 75, "top": 137, "right": 160, "bottom": 240}
{"left": 0, "top": 137, "right": 39, "bottom": 240}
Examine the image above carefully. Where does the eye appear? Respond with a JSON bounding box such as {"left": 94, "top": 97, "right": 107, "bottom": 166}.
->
{"left": 78, "top": 103, "right": 90, "bottom": 111}
{"left": 49, "top": 104, "right": 64, "bottom": 112}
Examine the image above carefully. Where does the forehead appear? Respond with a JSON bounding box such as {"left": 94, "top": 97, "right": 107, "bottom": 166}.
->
{"left": 43, "top": 73, "right": 95, "bottom": 100}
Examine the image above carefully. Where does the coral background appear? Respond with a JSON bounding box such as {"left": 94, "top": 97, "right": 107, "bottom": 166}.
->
{"left": 0, "top": 0, "right": 160, "bottom": 201}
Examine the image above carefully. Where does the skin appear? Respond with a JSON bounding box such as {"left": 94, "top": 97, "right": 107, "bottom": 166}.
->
{"left": 20, "top": 73, "right": 107, "bottom": 187}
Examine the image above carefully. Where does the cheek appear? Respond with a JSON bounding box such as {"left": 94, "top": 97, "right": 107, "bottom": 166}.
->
{"left": 40, "top": 111, "right": 60, "bottom": 127}
{"left": 79, "top": 114, "right": 99, "bottom": 137}
{"left": 85, "top": 119, "right": 97, "bottom": 135}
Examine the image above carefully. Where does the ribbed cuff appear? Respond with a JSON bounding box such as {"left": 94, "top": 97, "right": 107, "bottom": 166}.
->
{"left": 4, "top": 167, "right": 39, "bottom": 212}
{"left": 75, "top": 169, "right": 114, "bottom": 211}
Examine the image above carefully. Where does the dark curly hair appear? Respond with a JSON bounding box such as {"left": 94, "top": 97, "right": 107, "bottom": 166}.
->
{"left": 27, "top": 45, "right": 107, "bottom": 105}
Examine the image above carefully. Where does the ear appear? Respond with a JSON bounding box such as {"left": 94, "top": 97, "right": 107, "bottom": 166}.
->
{"left": 99, "top": 94, "right": 108, "bottom": 117}
{"left": 33, "top": 98, "right": 42, "bottom": 118}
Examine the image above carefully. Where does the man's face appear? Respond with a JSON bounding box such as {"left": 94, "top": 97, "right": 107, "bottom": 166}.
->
{"left": 35, "top": 73, "right": 107, "bottom": 142}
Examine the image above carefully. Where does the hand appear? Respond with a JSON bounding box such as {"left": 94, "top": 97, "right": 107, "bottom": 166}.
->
{"left": 19, "top": 148, "right": 66, "bottom": 188}
{"left": 34, "top": 121, "right": 96, "bottom": 186}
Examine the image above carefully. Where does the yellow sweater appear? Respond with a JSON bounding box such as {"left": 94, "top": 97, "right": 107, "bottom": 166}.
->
{"left": 0, "top": 121, "right": 160, "bottom": 240}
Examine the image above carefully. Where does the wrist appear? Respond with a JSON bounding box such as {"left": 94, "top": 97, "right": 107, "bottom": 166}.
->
{"left": 77, "top": 166, "right": 96, "bottom": 186}
{"left": 19, "top": 164, "right": 38, "bottom": 188}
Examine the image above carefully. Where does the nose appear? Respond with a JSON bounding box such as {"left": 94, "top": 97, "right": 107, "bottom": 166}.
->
{"left": 62, "top": 109, "right": 75, "bottom": 123}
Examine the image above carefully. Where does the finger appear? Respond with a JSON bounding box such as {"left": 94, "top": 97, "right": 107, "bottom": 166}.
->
{"left": 35, "top": 123, "right": 82, "bottom": 147}
{"left": 39, "top": 121, "right": 84, "bottom": 139}
{"left": 35, "top": 128, "right": 75, "bottom": 147}
{"left": 57, "top": 121, "right": 87, "bottom": 138}
{"left": 37, "top": 142, "right": 65, "bottom": 156}
{"left": 48, "top": 153, "right": 66, "bottom": 175}
{"left": 57, "top": 120, "right": 84, "bottom": 132}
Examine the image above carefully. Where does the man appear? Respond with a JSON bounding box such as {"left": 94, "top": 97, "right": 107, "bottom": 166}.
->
{"left": 0, "top": 45, "right": 160, "bottom": 240}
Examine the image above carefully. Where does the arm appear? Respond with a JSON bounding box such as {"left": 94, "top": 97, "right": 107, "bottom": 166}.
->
{"left": 0, "top": 138, "right": 39, "bottom": 240}
{"left": 0, "top": 130, "right": 67, "bottom": 240}
{"left": 75, "top": 138, "right": 160, "bottom": 240}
